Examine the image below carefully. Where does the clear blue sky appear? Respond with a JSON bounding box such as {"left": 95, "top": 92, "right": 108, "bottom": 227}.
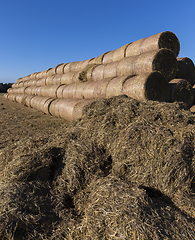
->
{"left": 0, "top": 0, "right": 195, "bottom": 83}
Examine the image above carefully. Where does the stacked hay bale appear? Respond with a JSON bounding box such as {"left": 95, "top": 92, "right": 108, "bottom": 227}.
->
{"left": 4, "top": 31, "right": 195, "bottom": 121}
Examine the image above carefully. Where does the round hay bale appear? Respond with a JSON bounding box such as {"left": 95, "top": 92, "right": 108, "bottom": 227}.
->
{"left": 74, "top": 59, "right": 94, "bottom": 72}
{"left": 89, "top": 52, "right": 110, "bottom": 64}
{"left": 66, "top": 83, "right": 77, "bottom": 98}
{"left": 24, "top": 95, "right": 35, "bottom": 107}
{"left": 30, "top": 96, "right": 45, "bottom": 109}
{"left": 93, "top": 77, "right": 114, "bottom": 99}
{"left": 122, "top": 72, "right": 170, "bottom": 102}
{"left": 48, "top": 98, "right": 61, "bottom": 117}
{"left": 169, "top": 79, "right": 194, "bottom": 107}
{"left": 45, "top": 75, "right": 55, "bottom": 85}
{"left": 73, "top": 99, "right": 93, "bottom": 121}
{"left": 41, "top": 97, "right": 55, "bottom": 114}
{"left": 126, "top": 31, "right": 180, "bottom": 57}
{"left": 79, "top": 64, "right": 99, "bottom": 82}
{"left": 36, "top": 71, "right": 44, "bottom": 79}
{"left": 82, "top": 81, "right": 100, "bottom": 99}
{"left": 52, "top": 75, "right": 62, "bottom": 85}
{"left": 35, "top": 86, "right": 42, "bottom": 96}
{"left": 117, "top": 49, "right": 178, "bottom": 81}
{"left": 63, "top": 62, "right": 80, "bottom": 73}
{"left": 56, "top": 84, "right": 67, "bottom": 99}
{"left": 39, "top": 85, "right": 61, "bottom": 98}
{"left": 11, "top": 83, "right": 17, "bottom": 88}
{"left": 74, "top": 82, "right": 89, "bottom": 99}
{"left": 112, "top": 43, "right": 131, "bottom": 61}
{"left": 47, "top": 67, "right": 57, "bottom": 76}
{"left": 102, "top": 51, "right": 115, "bottom": 64}
{"left": 60, "top": 72, "right": 78, "bottom": 85}
{"left": 72, "top": 72, "right": 80, "bottom": 83}
{"left": 92, "top": 65, "right": 105, "bottom": 81}
{"left": 176, "top": 57, "right": 195, "bottom": 86}
{"left": 58, "top": 98, "right": 81, "bottom": 121}
{"left": 103, "top": 61, "right": 118, "bottom": 79}
{"left": 3, "top": 93, "right": 8, "bottom": 99}
{"left": 106, "top": 75, "right": 131, "bottom": 98}
{"left": 36, "top": 78, "right": 47, "bottom": 86}
{"left": 16, "top": 77, "right": 23, "bottom": 83}
{"left": 56, "top": 63, "right": 67, "bottom": 75}
{"left": 24, "top": 86, "right": 36, "bottom": 95}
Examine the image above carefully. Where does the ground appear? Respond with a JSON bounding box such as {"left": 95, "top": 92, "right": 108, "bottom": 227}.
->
{"left": 0, "top": 95, "right": 69, "bottom": 150}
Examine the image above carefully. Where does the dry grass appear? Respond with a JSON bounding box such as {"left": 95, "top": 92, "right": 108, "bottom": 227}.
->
{"left": 1, "top": 95, "right": 195, "bottom": 239}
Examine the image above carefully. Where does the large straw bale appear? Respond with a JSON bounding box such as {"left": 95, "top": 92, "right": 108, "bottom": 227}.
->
{"left": 103, "top": 61, "right": 118, "bottom": 79}
{"left": 122, "top": 72, "right": 170, "bottom": 102}
{"left": 117, "top": 48, "right": 178, "bottom": 81}
{"left": 78, "top": 63, "right": 99, "bottom": 82}
{"left": 89, "top": 52, "right": 110, "bottom": 64}
{"left": 176, "top": 57, "right": 195, "bottom": 86}
{"left": 169, "top": 78, "right": 194, "bottom": 107}
{"left": 39, "top": 85, "right": 61, "bottom": 98}
{"left": 102, "top": 43, "right": 131, "bottom": 64}
{"left": 126, "top": 31, "right": 180, "bottom": 57}
{"left": 56, "top": 63, "right": 67, "bottom": 74}
{"left": 45, "top": 75, "right": 55, "bottom": 85}
{"left": 91, "top": 64, "right": 105, "bottom": 81}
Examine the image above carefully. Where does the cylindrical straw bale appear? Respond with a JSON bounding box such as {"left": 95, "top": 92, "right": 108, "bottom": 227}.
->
{"left": 60, "top": 72, "right": 80, "bottom": 85}
{"left": 25, "top": 95, "right": 35, "bottom": 107}
{"left": 45, "top": 75, "right": 55, "bottom": 85}
{"left": 89, "top": 52, "right": 110, "bottom": 64}
{"left": 39, "top": 85, "right": 61, "bottom": 98}
{"left": 63, "top": 62, "right": 79, "bottom": 73}
{"left": 106, "top": 75, "right": 131, "bottom": 98}
{"left": 36, "top": 71, "right": 44, "bottom": 79}
{"left": 82, "top": 81, "right": 100, "bottom": 99}
{"left": 117, "top": 49, "right": 177, "bottom": 81}
{"left": 56, "top": 84, "right": 67, "bottom": 99}
{"left": 112, "top": 43, "right": 131, "bottom": 62}
{"left": 15, "top": 94, "right": 28, "bottom": 105}
{"left": 24, "top": 86, "right": 37, "bottom": 95}
{"left": 74, "top": 82, "right": 89, "bottom": 99}
{"left": 62, "top": 85, "right": 71, "bottom": 99}
{"left": 56, "top": 63, "right": 67, "bottom": 75}
{"left": 13, "top": 87, "right": 27, "bottom": 94}
{"left": 58, "top": 98, "right": 81, "bottom": 121}
{"left": 36, "top": 78, "right": 46, "bottom": 86}
{"left": 3, "top": 93, "right": 8, "bottom": 99}
{"left": 7, "top": 88, "right": 12, "bottom": 93}
{"left": 169, "top": 79, "right": 194, "bottom": 107}
{"left": 11, "top": 83, "right": 18, "bottom": 88}
{"left": 66, "top": 83, "right": 77, "bottom": 98}
{"left": 79, "top": 64, "right": 99, "bottom": 82}
{"left": 7, "top": 94, "right": 17, "bottom": 102}
{"left": 35, "top": 86, "right": 42, "bottom": 96}
{"left": 53, "top": 75, "right": 62, "bottom": 85}
{"left": 92, "top": 65, "right": 105, "bottom": 81}
{"left": 126, "top": 31, "right": 180, "bottom": 57}
{"left": 41, "top": 69, "right": 50, "bottom": 78}
{"left": 93, "top": 77, "right": 114, "bottom": 99}
{"left": 30, "top": 96, "right": 45, "bottom": 109}
{"left": 69, "top": 61, "right": 80, "bottom": 72}
{"left": 176, "top": 57, "right": 195, "bottom": 86}
{"left": 30, "top": 72, "right": 38, "bottom": 80}
{"left": 73, "top": 99, "right": 92, "bottom": 121}
{"left": 47, "top": 98, "right": 61, "bottom": 117}
{"left": 41, "top": 98, "right": 55, "bottom": 114}
{"left": 102, "top": 51, "right": 115, "bottom": 64}
{"left": 74, "top": 59, "right": 94, "bottom": 72}
{"left": 47, "top": 67, "right": 57, "bottom": 76}
{"left": 16, "top": 78, "right": 23, "bottom": 83}
{"left": 103, "top": 61, "right": 118, "bottom": 79}
{"left": 122, "top": 72, "right": 170, "bottom": 102}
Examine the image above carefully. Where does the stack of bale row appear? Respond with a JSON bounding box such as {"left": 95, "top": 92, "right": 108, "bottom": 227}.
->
{"left": 4, "top": 31, "right": 195, "bottom": 121}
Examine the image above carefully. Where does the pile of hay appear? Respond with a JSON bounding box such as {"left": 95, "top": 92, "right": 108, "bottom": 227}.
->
{"left": 1, "top": 95, "right": 195, "bottom": 239}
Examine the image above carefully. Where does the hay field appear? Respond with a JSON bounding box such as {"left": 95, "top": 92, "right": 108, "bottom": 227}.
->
{"left": 1, "top": 95, "right": 195, "bottom": 239}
